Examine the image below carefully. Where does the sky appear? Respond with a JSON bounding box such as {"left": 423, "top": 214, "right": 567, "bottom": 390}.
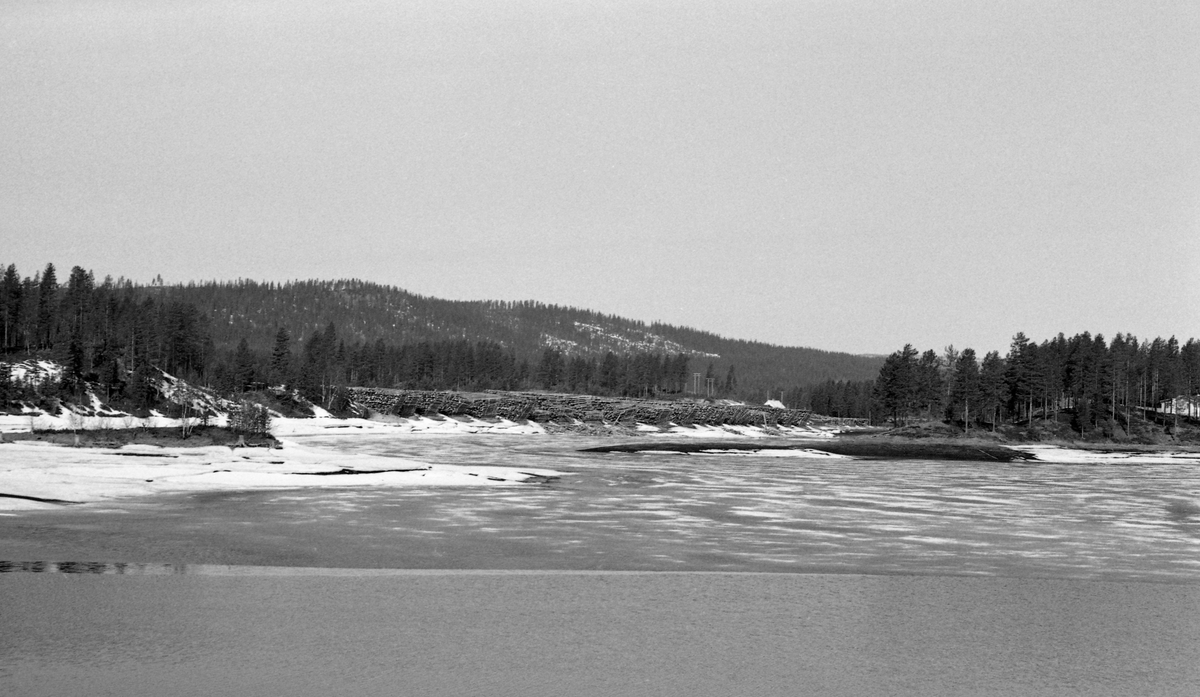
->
{"left": 2, "top": 0, "right": 1198, "bottom": 356}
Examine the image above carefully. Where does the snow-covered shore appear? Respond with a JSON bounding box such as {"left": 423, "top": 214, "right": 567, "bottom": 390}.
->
{"left": 0, "top": 407, "right": 841, "bottom": 511}
{"left": 13, "top": 405, "right": 1197, "bottom": 514}
{"left": 0, "top": 436, "right": 561, "bottom": 511}
{"left": 1, "top": 409, "right": 839, "bottom": 439}
{"left": 1014, "top": 445, "right": 1200, "bottom": 465}
{"left": 0, "top": 412, "right": 568, "bottom": 511}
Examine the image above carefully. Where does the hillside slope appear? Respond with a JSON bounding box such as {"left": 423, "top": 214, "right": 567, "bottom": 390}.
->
{"left": 162, "top": 279, "right": 882, "bottom": 396}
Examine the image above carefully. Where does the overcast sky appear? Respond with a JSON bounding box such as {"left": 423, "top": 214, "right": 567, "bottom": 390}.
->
{"left": 3, "top": 0, "right": 1198, "bottom": 355}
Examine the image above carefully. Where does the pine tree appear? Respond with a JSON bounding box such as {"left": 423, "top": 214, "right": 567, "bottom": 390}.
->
{"left": 0, "top": 359, "right": 13, "bottom": 401}
{"left": 1182, "top": 339, "right": 1200, "bottom": 407}
{"left": 1004, "top": 332, "right": 1035, "bottom": 423}
{"left": 566, "top": 355, "right": 591, "bottom": 393}
{"left": 978, "top": 351, "right": 1007, "bottom": 431}
{"left": 1091, "top": 334, "right": 1115, "bottom": 433}
{"left": 941, "top": 345, "right": 960, "bottom": 408}
{"left": 915, "top": 349, "right": 944, "bottom": 418}
{"left": 536, "top": 348, "right": 564, "bottom": 390}
{"left": 64, "top": 338, "right": 86, "bottom": 396}
{"left": 598, "top": 352, "right": 621, "bottom": 394}
{"left": 1039, "top": 335, "right": 1065, "bottom": 422}
{"left": 62, "top": 266, "right": 94, "bottom": 339}
{"left": 269, "top": 327, "right": 293, "bottom": 387}
{"left": 234, "top": 338, "right": 256, "bottom": 392}
{"left": 949, "top": 348, "right": 981, "bottom": 432}
{"left": 0, "top": 264, "right": 20, "bottom": 350}
{"left": 873, "top": 344, "right": 919, "bottom": 425}
{"left": 35, "top": 263, "right": 58, "bottom": 349}
{"left": 1065, "top": 332, "right": 1096, "bottom": 432}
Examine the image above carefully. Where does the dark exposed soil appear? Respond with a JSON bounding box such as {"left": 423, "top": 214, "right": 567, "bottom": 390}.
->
{"left": 3, "top": 426, "right": 279, "bottom": 449}
{"left": 861, "top": 415, "right": 1200, "bottom": 448}
{"left": 580, "top": 440, "right": 1037, "bottom": 462}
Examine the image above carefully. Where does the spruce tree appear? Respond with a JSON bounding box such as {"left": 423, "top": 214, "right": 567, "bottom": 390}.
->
{"left": 233, "top": 338, "right": 256, "bottom": 392}
{"left": 0, "top": 264, "right": 19, "bottom": 350}
{"left": 1005, "top": 332, "right": 1034, "bottom": 423}
{"left": 978, "top": 351, "right": 1007, "bottom": 431}
{"left": 269, "top": 327, "right": 293, "bottom": 387}
{"left": 598, "top": 352, "right": 620, "bottom": 394}
{"left": 915, "top": 349, "right": 944, "bottom": 419}
{"left": 873, "top": 344, "right": 919, "bottom": 425}
{"left": 0, "top": 359, "right": 12, "bottom": 401}
{"left": 941, "top": 345, "right": 960, "bottom": 409}
{"left": 536, "top": 348, "right": 564, "bottom": 389}
{"left": 949, "top": 348, "right": 981, "bottom": 431}
{"left": 35, "top": 263, "right": 58, "bottom": 349}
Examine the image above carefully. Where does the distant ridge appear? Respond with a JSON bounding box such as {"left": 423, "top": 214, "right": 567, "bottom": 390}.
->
{"left": 160, "top": 279, "right": 882, "bottom": 398}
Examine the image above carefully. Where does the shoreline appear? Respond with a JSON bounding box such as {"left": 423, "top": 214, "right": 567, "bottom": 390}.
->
{"left": 7, "top": 403, "right": 1194, "bottom": 449}
{"left": 0, "top": 424, "right": 562, "bottom": 511}
{"left": 4, "top": 413, "right": 1199, "bottom": 511}
{"left": 1, "top": 409, "right": 842, "bottom": 442}
{"left": 581, "top": 436, "right": 1200, "bottom": 464}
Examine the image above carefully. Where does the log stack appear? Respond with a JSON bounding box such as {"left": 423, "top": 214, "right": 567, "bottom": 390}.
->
{"left": 347, "top": 388, "right": 811, "bottom": 427}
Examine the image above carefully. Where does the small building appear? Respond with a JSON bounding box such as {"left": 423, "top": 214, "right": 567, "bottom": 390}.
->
{"left": 1159, "top": 396, "right": 1200, "bottom": 418}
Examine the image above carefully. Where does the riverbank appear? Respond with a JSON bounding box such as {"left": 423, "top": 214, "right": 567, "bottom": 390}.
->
{"left": 3, "top": 425, "right": 278, "bottom": 449}
{"left": 0, "top": 409, "right": 833, "bottom": 511}
{"left": 0, "top": 434, "right": 560, "bottom": 511}
{"left": 5, "top": 410, "right": 1199, "bottom": 512}
{"left": 580, "top": 439, "right": 1037, "bottom": 461}
{"left": 580, "top": 436, "right": 1200, "bottom": 464}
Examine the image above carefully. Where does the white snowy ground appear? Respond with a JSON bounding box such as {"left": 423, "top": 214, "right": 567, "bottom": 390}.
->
{"left": 0, "top": 438, "right": 561, "bottom": 512}
{"left": 0, "top": 411, "right": 547, "bottom": 437}
{"left": 1015, "top": 445, "right": 1200, "bottom": 465}
{"left": 0, "top": 405, "right": 837, "bottom": 439}
{"left": 0, "top": 407, "right": 837, "bottom": 512}
{"left": 0, "top": 411, "right": 563, "bottom": 511}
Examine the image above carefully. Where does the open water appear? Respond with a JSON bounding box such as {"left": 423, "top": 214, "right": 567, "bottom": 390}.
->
{"left": 3, "top": 434, "right": 1200, "bottom": 695}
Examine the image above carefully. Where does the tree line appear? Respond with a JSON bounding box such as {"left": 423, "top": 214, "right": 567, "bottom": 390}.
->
{"left": 0, "top": 262, "right": 710, "bottom": 410}
{"left": 1, "top": 263, "right": 212, "bottom": 409}
{"left": 869, "top": 332, "right": 1200, "bottom": 432}
{"left": 9, "top": 263, "right": 1192, "bottom": 431}
{"left": 224, "top": 323, "right": 701, "bottom": 409}
{"left": 108, "top": 276, "right": 883, "bottom": 401}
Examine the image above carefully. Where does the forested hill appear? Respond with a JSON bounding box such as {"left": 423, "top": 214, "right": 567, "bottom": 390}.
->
{"left": 167, "top": 279, "right": 883, "bottom": 396}
{"left": 0, "top": 264, "right": 881, "bottom": 403}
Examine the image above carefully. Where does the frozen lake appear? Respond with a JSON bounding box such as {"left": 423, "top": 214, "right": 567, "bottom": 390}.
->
{"left": 3, "top": 433, "right": 1200, "bottom": 695}
{"left": 4, "top": 433, "right": 1198, "bottom": 581}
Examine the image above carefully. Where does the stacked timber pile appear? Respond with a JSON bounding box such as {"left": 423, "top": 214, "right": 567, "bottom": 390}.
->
{"left": 347, "top": 388, "right": 811, "bottom": 427}
{"left": 348, "top": 389, "right": 511, "bottom": 418}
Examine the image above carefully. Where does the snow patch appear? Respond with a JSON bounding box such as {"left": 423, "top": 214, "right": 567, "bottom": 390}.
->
{"left": 1015, "top": 445, "right": 1200, "bottom": 465}
{"left": 0, "top": 439, "right": 560, "bottom": 509}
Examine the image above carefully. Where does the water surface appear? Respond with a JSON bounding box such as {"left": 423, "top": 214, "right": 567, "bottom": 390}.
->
{"left": 3, "top": 434, "right": 1199, "bottom": 696}
{"left": 3, "top": 434, "right": 1197, "bottom": 581}
{"left": 3, "top": 571, "right": 1199, "bottom": 697}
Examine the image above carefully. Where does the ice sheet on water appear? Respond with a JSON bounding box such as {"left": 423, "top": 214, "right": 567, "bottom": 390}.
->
{"left": 1017, "top": 445, "right": 1200, "bottom": 465}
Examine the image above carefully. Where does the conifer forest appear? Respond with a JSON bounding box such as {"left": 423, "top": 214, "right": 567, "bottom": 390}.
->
{"left": 869, "top": 334, "right": 1200, "bottom": 434}
{"left": 0, "top": 262, "right": 878, "bottom": 412}
{"left": 2, "top": 262, "right": 1195, "bottom": 433}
